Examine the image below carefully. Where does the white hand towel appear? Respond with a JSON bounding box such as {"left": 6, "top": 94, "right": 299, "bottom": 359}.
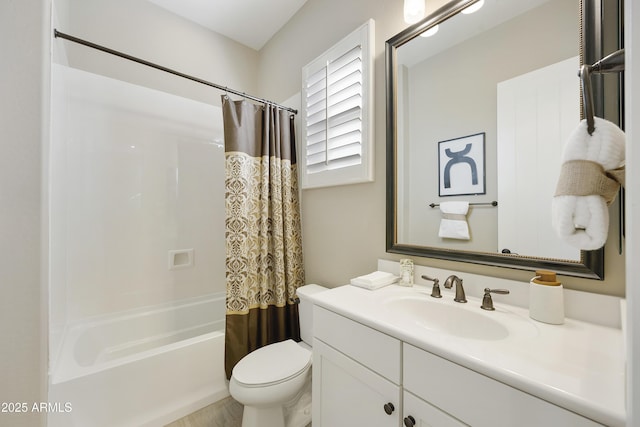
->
{"left": 350, "top": 271, "right": 398, "bottom": 290}
{"left": 552, "top": 117, "right": 625, "bottom": 250}
{"left": 438, "top": 201, "right": 470, "bottom": 240}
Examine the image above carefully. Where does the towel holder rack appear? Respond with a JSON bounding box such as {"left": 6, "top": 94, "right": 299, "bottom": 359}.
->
{"left": 579, "top": 48, "right": 625, "bottom": 135}
{"left": 429, "top": 201, "right": 498, "bottom": 208}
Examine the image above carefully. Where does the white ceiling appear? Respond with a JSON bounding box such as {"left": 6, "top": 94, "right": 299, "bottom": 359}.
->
{"left": 147, "top": 0, "right": 308, "bottom": 51}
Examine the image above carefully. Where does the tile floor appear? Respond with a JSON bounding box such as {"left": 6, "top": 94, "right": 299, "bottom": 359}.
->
{"left": 165, "top": 397, "right": 243, "bottom": 427}
{"left": 165, "top": 395, "right": 312, "bottom": 427}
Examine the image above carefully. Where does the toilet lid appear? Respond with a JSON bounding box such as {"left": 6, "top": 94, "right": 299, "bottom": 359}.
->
{"left": 232, "top": 339, "right": 311, "bottom": 387}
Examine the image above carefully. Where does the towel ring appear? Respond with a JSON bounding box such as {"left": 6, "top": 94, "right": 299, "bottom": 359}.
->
{"left": 579, "top": 49, "right": 625, "bottom": 135}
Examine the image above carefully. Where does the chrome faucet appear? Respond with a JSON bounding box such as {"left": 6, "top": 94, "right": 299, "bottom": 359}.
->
{"left": 443, "top": 275, "right": 467, "bottom": 303}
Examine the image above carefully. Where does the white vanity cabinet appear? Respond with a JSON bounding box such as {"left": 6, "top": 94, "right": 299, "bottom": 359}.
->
{"left": 310, "top": 282, "right": 624, "bottom": 426}
{"left": 312, "top": 306, "right": 401, "bottom": 427}
{"left": 402, "top": 343, "right": 603, "bottom": 427}
{"left": 312, "top": 304, "right": 606, "bottom": 427}
{"left": 402, "top": 390, "right": 467, "bottom": 427}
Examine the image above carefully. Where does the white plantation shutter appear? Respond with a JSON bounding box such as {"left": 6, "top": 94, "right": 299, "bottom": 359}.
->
{"left": 301, "top": 20, "right": 374, "bottom": 188}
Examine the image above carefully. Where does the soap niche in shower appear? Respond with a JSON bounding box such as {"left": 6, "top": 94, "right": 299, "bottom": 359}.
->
{"left": 169, "top": 249, "right": 195, "bottom": 270}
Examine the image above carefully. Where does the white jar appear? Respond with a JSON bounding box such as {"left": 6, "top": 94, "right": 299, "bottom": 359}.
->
{"left": 529, "top": 270, "right": 564, "bottom": 325}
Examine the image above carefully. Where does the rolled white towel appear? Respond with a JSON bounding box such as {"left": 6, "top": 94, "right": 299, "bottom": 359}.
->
{"left": 552, "top": 117, "right": 625, "bottom": 250}
{"left": 438, "top": 201, "right": 470, "bottom": 240}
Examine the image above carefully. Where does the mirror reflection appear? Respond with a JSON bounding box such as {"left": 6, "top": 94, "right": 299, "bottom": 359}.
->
{"left": 397, "top": 0, "right": 578, "bottom": 258}
{"left": 386, "top": 0, "right": 611, "bottom": 278}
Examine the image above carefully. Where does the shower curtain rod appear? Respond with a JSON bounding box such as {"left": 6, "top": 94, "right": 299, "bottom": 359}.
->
{"left": 53, "top": 29, "right": 298, "bottom": 115}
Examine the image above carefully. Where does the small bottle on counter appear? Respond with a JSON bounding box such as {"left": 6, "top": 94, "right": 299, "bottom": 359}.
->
{"left": 529, "top": 270, "right": 564, "bottom": 325}
{"left": 398, "top": 259, "right": 414, "bottom": 286}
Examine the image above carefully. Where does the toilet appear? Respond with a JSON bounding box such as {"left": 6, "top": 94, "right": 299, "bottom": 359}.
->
{"left": 229, "top": 284, "right": 327, "bottom": 427}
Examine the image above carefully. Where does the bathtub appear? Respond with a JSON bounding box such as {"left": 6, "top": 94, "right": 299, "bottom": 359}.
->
{"left": 48, "top": 292, "right": 228, "bottom": 427}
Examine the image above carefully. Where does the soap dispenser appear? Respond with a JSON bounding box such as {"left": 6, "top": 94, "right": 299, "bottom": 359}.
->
{"left": 529, "top": 270, "right": 564, "bottom": 325}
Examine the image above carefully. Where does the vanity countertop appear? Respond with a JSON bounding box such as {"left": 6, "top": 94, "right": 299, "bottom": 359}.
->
{"left": 311, "top": 284, "right": 626, "bottom": 427}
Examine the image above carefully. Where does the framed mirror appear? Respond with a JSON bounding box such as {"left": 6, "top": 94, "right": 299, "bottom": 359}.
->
{"left": 386, "top": 0, "right": 620, "bottom": 279}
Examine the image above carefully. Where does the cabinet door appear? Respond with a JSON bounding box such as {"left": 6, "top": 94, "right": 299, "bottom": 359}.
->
{"left": 403, "top": 344, "right": 604, "bottom": 427}
{"left": 313, "top": 339, "right": 401, "bottom": 427}
{"left": 403, "top": 391, "right": 468, "bottom": 427}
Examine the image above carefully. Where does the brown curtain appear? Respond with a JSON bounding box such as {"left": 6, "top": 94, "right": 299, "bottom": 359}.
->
{"left": 222, "top": 96, "right": 304, "bottom": 379}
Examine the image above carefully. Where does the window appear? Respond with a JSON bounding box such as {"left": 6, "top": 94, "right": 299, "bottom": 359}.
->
{"left": 301, "top": 19, "right": 374, "bottom": 189}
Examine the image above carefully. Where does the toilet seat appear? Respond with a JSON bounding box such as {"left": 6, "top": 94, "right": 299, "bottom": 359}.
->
{"left": 232, "top": 339, "right": 311, "bottom": 388}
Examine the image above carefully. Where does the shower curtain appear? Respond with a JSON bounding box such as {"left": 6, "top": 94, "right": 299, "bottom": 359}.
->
{"left": 222, "top": 96, "right": 305, "bottom": 379}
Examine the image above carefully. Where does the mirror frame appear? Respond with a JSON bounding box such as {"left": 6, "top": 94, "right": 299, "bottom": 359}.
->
{"left": 385, "top": 0, "right": 606, "bottom": 279}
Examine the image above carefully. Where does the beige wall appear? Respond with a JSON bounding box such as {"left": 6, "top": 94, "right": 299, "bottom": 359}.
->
{"left": 258, "top": 0, "right": 625, "bottom": 297}
{"left": 55, "top": 0, "right": 259, "bottom": 107}
{"left": 258, "top": 0, "right": 406, "bottom": 289}
{"left": 0, "top": 0, "right": 49, "bottom": 426}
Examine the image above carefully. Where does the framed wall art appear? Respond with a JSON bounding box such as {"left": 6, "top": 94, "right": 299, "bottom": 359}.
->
{"left": 438, "top": 132, "right": 486, "bottom": 196}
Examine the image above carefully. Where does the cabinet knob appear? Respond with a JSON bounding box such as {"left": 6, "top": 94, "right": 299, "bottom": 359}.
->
{"left": 383, "top": 402, "right": 395, "bottom": 415}
{"left": 404, "top": 415, "right": 416, "bottom": 427}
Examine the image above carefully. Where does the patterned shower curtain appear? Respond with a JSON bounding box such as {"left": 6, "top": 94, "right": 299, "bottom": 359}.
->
{"left": 222, "top": 96, "right": 305, "bottom": 379}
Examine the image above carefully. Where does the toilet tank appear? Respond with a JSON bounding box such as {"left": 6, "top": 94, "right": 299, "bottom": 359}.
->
{"left": 296, "top": 284, "right": 327, "bottom": 346}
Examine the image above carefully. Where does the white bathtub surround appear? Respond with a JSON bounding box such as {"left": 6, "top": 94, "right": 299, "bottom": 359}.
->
{"left": 51, "top": 293, "right": 225, "bottom": 384}
{"left": 48, "top": 293, "right": 227, "bottom": 427}
{"left": 50, "top": 64, "right": 226, "bottom": 339}
{"left": 378, "top": 259, "right": 623, "bottom": 329}
{"left": 311, "top": 280, "right": 626, "bottom": 426}
{"left": 49, "top": 65, "right": 228, "bottom": 427}
{"left": 49, "top": 330, "right": 227, "bottom": 427}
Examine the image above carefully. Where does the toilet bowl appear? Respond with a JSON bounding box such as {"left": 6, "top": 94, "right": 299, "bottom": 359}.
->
{"left": 230, "top": 340, "right": 312, "bottom": 427}
{"left": 229, "top": 284, "right": 327, "bottom": 427}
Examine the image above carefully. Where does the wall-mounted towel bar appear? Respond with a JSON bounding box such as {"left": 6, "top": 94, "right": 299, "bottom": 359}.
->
{"left": 429, "top": 201, "right": 497, "bottom": 208}
{"left": 579, "top": 48, "right": 625, "bottom": 135}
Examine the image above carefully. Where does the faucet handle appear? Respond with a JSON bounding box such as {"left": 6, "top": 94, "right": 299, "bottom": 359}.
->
{"left": 421, "top": 275, "right": 442, "bottom": 298}
{"left": 481, "top": 288, "right": 510, "bottom": 311}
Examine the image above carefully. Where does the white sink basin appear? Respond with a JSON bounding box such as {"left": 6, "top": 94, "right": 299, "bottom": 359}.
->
{"left": 383, "top": 295, "right": 536, "bottom": 341}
